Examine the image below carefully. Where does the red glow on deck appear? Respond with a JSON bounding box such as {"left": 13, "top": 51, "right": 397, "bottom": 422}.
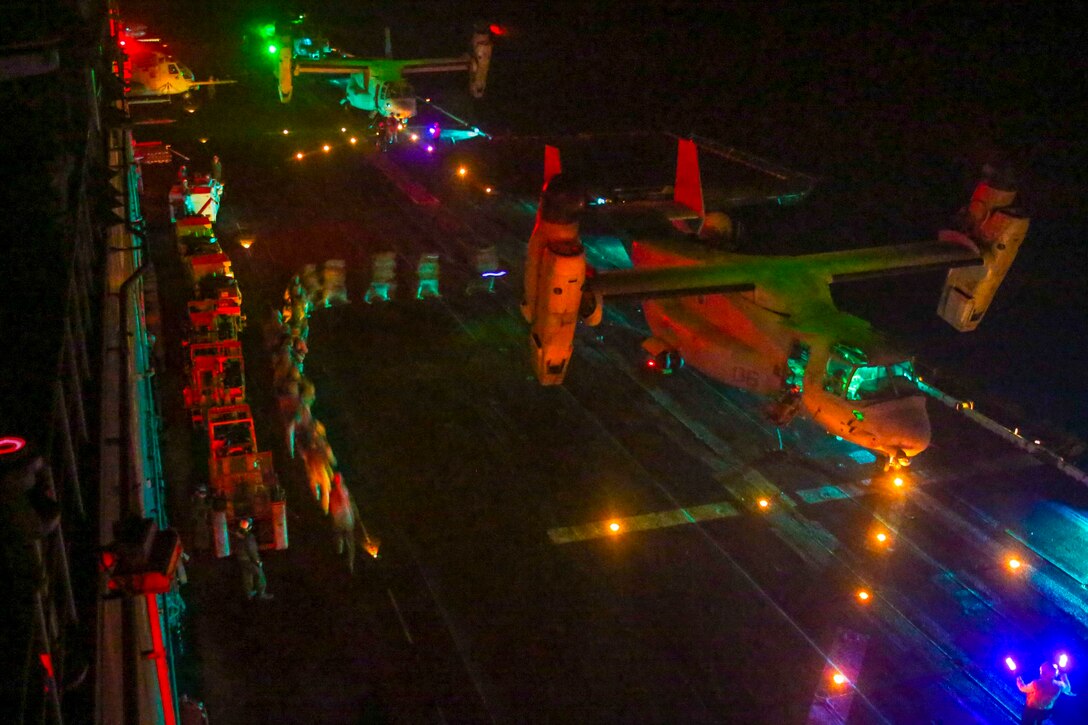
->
{"left": 39, "top": 652, "right": 55, "bottom": 680}
{"left": 0, "top": 436, "right": 26, "bottom": 455}
{"left": 145, "top": 593, "right": 178, "bottom": 725}
{"left": 489, "top": 24, "right": 507, "bottom": 36}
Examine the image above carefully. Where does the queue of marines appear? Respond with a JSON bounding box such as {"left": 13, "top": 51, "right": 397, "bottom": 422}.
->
{"left": 266, "top": 262, "right": 379, "bottom": 575}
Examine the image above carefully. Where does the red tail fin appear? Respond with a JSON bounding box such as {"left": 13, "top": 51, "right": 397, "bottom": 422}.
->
{"left": 544, "top": 145, "right": 562, "bottom": 188}
{"left": 673, "top": 138, "right": 704, "bottom": 219}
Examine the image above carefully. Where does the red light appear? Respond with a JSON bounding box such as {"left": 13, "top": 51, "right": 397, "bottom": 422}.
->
{"left": 0, "top": 436, "right": 26, "bottom": 455}
{"left": 119, "top": 40, "right": 126, "bottom": 46}
{"left": 647, "top": 360, "right": 656, "bottom": 367}
{"left": 40, "top": 652, "right": 55, "bottom": 678}
{"left": 489, "top": 24, "right": 506, "bottom": 36}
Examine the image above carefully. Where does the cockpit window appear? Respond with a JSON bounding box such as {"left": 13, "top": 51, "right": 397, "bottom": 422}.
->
{"left": 846, "top": 360, "right": 918, "bottom": 401}
{"left": 823, "top": 344, "right": 865, "bottom": 396}
{"left": 384, "top": 79, "right": 412, "bottom": 100}
{"left": 823, "top": 344, "right": 918, "bottom": 401}
{"left": 168, "top": 63, "right": 179, "bottom": 75}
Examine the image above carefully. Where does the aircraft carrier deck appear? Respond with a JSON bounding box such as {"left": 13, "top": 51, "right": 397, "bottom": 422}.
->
{"left": 139, "top": 84, "right": 1088, "bottom": 724}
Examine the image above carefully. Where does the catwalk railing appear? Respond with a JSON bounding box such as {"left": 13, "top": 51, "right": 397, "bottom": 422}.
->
{"left": 0, "top": 3, "right": 180, "bottom": 723}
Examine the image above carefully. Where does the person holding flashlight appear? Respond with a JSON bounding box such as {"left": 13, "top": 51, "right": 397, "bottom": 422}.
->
{"left": 1017, "top": 661, "right": 1072, "bottom": 724}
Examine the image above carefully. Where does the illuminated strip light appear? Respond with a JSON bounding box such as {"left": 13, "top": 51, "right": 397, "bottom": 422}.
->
{"left": 480, "top": 271, "right": 507, "bottom": 278}
{"left": 547, "top": 500, "right": 739, "bottom": 544}
{"left": 144, "top": 593, "right": 178, "bottom": 725}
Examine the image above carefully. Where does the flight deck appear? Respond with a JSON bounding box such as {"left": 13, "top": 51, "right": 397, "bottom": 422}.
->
{"left": 140, "top": 86, "right": 1088, "bottom": 724}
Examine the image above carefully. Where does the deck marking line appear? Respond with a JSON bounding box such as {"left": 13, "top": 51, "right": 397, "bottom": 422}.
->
{"left": 547, "top": 500, "right": 740, "bottom": 544}
{"left": 387, "top": 587, "right": 415, "bottom": 645}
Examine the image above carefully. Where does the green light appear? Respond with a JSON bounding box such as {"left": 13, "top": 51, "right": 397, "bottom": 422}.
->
{"left": 267, "top": 44, "right": 278, "bottom": 55}
{"left": 256, "top": 23, "right": 277, "bottom": 40}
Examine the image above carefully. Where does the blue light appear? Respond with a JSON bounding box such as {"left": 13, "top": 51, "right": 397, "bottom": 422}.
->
{"left": 481, "top": 271, "right": 507, "bottom": 278}
{"left": 596, "top": 197, "right": 607, "bottom": 205}
{"left": 428, "top": 124, "right": 439, "bottom": 137}
{"left": 1005, "top": 656, "right": 1018, "bottom": 671}
{"left": 425, "top": 145, "right": 434, "bottom": 153}
{"left": 1058, "top": 653, "right": 1069, "bottom": 669}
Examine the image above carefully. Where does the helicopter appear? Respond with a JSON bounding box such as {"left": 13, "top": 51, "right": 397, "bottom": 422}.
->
{"left": 121, "top": 29, "right": 235, "bottom": 107}
{"left": 271, "top": 25, "right": 492, "bottom": 122}
{"left": 521, "top": 139, "right": 1029, "bottom": 470}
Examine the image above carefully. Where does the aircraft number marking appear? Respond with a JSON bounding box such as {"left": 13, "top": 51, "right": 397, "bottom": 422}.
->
{"left": 732, "top": 366, "right": 761, "bottom": 389}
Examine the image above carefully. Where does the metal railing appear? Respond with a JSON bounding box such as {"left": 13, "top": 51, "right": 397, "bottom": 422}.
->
{"left": 1, "top": 2, "right": 181, "bottom": 722}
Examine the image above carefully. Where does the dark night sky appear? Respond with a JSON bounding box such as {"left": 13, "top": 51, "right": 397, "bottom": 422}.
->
{"left": 128, "top": 1, "right": 1085, "bottom": 215}
{"left": 124, "top": 0, "right": 1088, "bottom": 443}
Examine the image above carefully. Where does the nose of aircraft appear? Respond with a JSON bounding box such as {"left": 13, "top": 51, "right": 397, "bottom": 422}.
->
{"left": 386, "top": 97, "right": 417, "bottom": 120}
{"left": 864, "top": 394, "right": 931, "bottom": 459}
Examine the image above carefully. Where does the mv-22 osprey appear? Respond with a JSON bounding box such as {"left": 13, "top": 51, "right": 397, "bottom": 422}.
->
{"left": 522, "top": 140, "right": 1029, "bottom": 470}
{"left": 273, "top": 26, "right": 492, "bottom": 123}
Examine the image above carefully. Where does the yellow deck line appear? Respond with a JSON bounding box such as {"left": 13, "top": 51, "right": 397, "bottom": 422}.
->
{"left": 547, "top": 500, "right": 740, "bottom": 544}
{"left": 547, "top": 464, "right": 954, "bottom": 545}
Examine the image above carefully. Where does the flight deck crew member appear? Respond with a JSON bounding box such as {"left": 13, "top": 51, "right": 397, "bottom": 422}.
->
{"left": 328, "top": 473, "right": 356, "bottom": 574}
{"left": 189, "top": 486, "right": 211, "bottom": 554}
{"left": 211, "top": 155, "right": 222, "bottom": 183}
{"left": 232, "top": 518, "right": 273, "bottom": 600}
{"left": 180, "top": 178, "right": 195, "bottom": 216}
{"left": 1017, "top": 662, "right": 1072, "bottom": 724}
